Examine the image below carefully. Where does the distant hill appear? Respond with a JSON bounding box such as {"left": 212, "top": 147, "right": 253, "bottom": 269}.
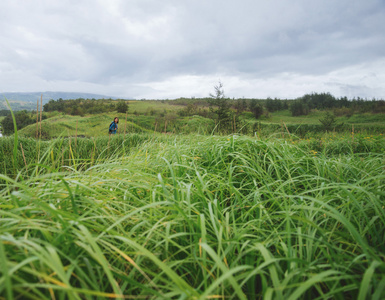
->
{"left": 1, "top": 91, "right": 120, "bottom": 102}
{"left": 0, "top": 91, "right": 125, "bottom": 110}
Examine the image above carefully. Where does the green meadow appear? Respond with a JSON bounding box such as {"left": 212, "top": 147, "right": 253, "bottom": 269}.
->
{"left": 1, "top": 98, "right": 382, "bottom": 140}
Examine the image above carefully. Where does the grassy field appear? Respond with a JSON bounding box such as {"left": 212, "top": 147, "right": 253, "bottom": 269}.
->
{"left": 260, "top": 110, "right": 325, "bottom": 124}
{"left": 16, "top": 113, "right": 215, "bottom": 139}
{"left": 2, "top": 98, "right": 385, "bottom": 138}
{"left": 18, "top": 113, "right": 150, "bottom": 138}
{"left": 261, "top": 110, "right": 385, "bottom": 125}
{"left": 1, "top": 132, "right": 385, "bottom": 299}
{"left": 9, "top": 108, "right": 384, "bottom": 141}
{"left": 128, "top": 100, "right": 183, "bottom": 114}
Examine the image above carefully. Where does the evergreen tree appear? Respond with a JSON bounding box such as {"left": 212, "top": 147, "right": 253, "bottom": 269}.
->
{"left": 319, "top": 111, "right": 343, "bottom": 131}
{"left": 289, "top": 100, "right": 309, "bottom": 116}
{"left": 208, "top": 82, "right": 232, "bottom": 133}
{"left": 249, "top": 99, "right": 264, "bottom": 119}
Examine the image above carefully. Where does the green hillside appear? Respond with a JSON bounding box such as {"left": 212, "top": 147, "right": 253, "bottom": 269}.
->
{"left": 1, "top": 94, "right": 385, "bottom": 139}
{"left": 15, "top": 109, "right": 385, "bottom": 140}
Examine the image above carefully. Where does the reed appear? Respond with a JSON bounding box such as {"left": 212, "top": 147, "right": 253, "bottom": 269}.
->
{"left": 35, "top": 98, "right": 39, "bottom": 139}
{"left": 40, "top": 94, "right": 42, "bottom": 139}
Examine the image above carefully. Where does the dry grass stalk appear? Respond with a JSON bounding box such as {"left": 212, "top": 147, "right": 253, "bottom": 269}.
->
{"left": 108, "top": 133, "right": 111, "bottom": 153}
{"left": 283, "top": 121, "right": 291, "bottom": 135}
{"left": 39, "top": 94, "right": 43, "bottom": 139}
{"left": 91, "top": 137, "right": 96, "bottom": 167}
{"left": 36, "top": 98, "right": 39, "bottom": 139}
{"left": 233, "top": 115, "right": 236, "bottom": 133}
{"left": 281, "top": 120, "right": 284, "bottom": 139}
{"left": 68, "top": 136, "right": 71, "bottom": 164}
{"left": 124, "top": 112, "right": 127, "bottom": 137}
{"left": 20, "top": 143, "right": 28, "bottom": 171}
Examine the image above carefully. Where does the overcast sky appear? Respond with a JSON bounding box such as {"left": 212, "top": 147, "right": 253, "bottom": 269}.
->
{"left": 1, "top": 0, "right": 384, "bottom": 100}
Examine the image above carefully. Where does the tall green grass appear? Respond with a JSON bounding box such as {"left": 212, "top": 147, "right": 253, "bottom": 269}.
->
{"left": 1, "top": 134, "right": 385, "bottom": 298}
{"left": 0, "top": 134, "right": 157, "bottom": 181}
{"left": 1, "top": 132, "right": 384, "bottom": 180}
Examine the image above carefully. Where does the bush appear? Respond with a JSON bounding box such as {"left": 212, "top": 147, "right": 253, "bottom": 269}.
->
{"left": 116, "top": 101, "right": 129, "bottom": 113}
{"left": 289, "top": 100, "right": 309, "bottom": 116}
{"left": 0, "top": 110, "right": 40, "bottom": 135}
{"left": 319, "top": 111, "right": 343, "bottom": 131}
{"left": 249, "top": 100, "right": 264, "bottom": 119}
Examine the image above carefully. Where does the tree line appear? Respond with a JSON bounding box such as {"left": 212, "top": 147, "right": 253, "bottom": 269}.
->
{"left": 173, "top": 92, "right": 385, "bottom": 118}
{"left": 174, "top": 87, "right": 385, "bottom": 134}
{"left": 288, "top": 93, "right": 385, "bottom": 116}
{"left": 0, "top": 110, "right": 47, "bottom": 135}
{"left": 43, "top": 98, "right": 128, "bottom": 116}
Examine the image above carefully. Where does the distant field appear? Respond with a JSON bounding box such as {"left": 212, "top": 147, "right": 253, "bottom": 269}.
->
{"left": 1, "top": 98, "right": 384, "bottom": 139}
{"left": 260, "top": 110, "right": 385, "bottom": 125}
{"left": 342, "top": 112, "right": 385, "bottom": 124}
{"left": 128, "top": 100, "right": 182, "bottom": 114}
{"left": 262, "top": 110, "right": 326, "bottom": 124}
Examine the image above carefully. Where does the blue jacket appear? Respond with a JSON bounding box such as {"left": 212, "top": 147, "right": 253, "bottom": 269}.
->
{"left": 109, "top": 121, "right": 118, "bottom": 134}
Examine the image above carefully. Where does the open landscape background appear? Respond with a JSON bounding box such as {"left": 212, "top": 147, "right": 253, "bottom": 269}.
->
{"left": 1, "top": 89, "right": 385, "bottom": 138}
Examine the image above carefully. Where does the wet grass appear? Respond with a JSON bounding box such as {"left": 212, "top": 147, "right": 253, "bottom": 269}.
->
{"left": 1, "top": 133, "right": 385, "bottom": 298}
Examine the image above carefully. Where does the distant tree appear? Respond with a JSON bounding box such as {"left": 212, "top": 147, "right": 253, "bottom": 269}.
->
{"left": 116, "top": 101, "right": 129, "bottom": 113}
{"left": 0, "top": 115, "right": 14, "bottom": 135}
{"left": 374, "top": 100, "right": 385, "bottom": 113}
{"left": 234, "top": 98, "right": 247, "bottom": 115}
{"left": 289, "top": 100, "right": 309, "bottom": 116}
{"left": 71, "top": 106, "right": 84, "bottom": 116}
{"left": 208, "top": 81, "right": 232, "bottom": 133}
{"left": 265, "top": 97, "right": 283, "bottom": 112}
{"left": 0, "top": 110, "right": 11, "bottom": 117}
{"left": 0, "top": 110, "right": 38, "bottom": 135}
{"left": 43, "top": 98, "right": 117, "bottom": 115}
{"left": 319, "top": 111, "right": 343, "bottom": 131}
{"left": 299, "top": 93, "right": 337, "bottom": 110}
{"left": 249, "top": 99, "right": 264, "bottom": 119}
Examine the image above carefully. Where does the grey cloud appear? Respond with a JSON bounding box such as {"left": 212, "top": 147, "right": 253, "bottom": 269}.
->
{"left": 0, "top": 0, "right": 384, "bottom": 98}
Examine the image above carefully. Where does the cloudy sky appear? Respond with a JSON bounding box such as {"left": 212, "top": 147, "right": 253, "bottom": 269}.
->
{"left": 1, "top": 0, "right": 384, "bottom": 99}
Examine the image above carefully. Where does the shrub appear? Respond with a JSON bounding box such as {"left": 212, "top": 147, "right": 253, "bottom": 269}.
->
{"left": 116, "top": 101, "right": 129, "bottom": 113}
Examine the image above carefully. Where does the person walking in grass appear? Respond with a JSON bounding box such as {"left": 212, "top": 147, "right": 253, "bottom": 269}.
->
{"left": 109, "top": 117, "right": 119, "bottom": 134}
